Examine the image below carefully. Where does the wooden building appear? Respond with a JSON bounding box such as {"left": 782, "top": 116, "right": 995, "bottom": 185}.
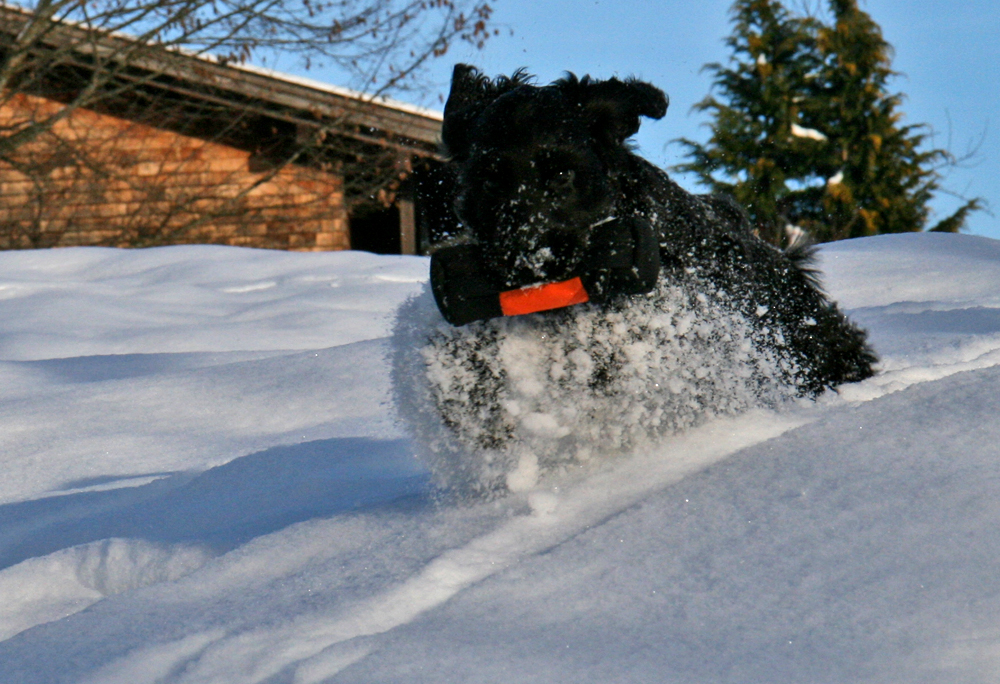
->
{"left": 0, "top": 5, "right": 447, "bottom": 253}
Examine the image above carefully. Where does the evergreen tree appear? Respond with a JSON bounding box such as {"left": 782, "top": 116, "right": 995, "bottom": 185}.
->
{"left": 676, "top": 0, "right": 981, "bottom": 245}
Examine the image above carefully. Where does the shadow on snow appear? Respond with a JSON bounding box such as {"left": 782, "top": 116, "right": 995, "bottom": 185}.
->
{"left": 0, "top": 437, "right": 429, "bottom": 571}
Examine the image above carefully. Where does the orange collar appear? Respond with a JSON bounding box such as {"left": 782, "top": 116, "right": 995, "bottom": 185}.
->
{"left": 498, "top": 277, "right": 590, "bottom": 316}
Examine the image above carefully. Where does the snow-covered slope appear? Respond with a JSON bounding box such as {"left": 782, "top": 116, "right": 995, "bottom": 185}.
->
{"left": 2, "top": 233, "right": 1000, "bottom": 683}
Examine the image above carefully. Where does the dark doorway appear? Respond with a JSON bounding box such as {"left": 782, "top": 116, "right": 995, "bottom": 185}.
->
{"left": 349, "top": 203, "right": 400, "bottom": 254}
{"left": 415, "top": 162, "right": 461, "bottom": 252}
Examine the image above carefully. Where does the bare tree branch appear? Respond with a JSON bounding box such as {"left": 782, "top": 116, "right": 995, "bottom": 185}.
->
{"left": 0, "top": 0, "right": 493, "bottom": 249}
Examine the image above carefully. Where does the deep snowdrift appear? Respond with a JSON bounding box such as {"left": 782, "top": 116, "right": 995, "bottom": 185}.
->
{"left": 2, "top": 233, "right": 1000, "bottom": 683}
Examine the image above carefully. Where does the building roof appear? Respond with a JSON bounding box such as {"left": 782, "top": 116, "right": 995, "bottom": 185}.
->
{"left": 0, "top": 3, "right": 444, "bottom": 155}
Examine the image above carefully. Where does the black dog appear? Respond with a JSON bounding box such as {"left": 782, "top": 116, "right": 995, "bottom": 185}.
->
{"left": 429, "top": 64, "right": 876, "bottom": 396}
{"left": 395, "top": 65, "right": 877, "bottom": 494}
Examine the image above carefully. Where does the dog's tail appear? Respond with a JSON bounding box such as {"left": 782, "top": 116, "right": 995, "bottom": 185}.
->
{"left": 784, "top": 235, "right": 823, "bottom": 293}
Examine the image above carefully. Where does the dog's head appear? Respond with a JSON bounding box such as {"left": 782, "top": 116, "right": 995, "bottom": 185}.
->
{"left": 442, "top": 65, "right": 668, "bottom": 287}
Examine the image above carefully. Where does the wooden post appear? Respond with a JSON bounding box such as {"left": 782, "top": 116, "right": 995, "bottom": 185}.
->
{"left": 398, "top": 199, "right": 416, "bottom": 255}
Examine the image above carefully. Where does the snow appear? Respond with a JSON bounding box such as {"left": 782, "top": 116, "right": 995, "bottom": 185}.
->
{"left": 393, "top": 273, "right": 800, "bottom": 495}
{"left": 791, "top": 122, "right": 828, "bottom": 141}
{"left": 2, "top": 232, "right": 1000, "bottom": 682}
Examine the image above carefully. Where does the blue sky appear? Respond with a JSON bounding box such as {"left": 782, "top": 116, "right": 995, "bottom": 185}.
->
{"left": 310, "top": 0, "right": 1000, "bottom": 239}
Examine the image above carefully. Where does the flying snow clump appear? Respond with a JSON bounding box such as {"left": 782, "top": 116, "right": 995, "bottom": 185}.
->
{"left": 391, "top": 274, "right": 800, "bottom": 498}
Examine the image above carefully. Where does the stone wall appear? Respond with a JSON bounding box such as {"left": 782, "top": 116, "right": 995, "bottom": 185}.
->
{"left": 0, "top": 93, "right": 349, "bottom": 251}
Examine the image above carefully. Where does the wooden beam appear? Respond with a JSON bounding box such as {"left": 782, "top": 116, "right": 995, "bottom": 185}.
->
{"left": 398, "top": 199, "right": 416, "bottom": 255}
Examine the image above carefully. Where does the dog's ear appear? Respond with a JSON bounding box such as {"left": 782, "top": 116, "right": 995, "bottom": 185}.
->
{"left": 442, "top": 64, "right": 532, "bottom": 160}
{"left": 441, "top": 65, "right": 484, "bottom": 160}
{"left": 443, "top": 65, "right": 486, "bottom": 116}
{"left": 563, "top": 75, "right": 668, "bottom": 147}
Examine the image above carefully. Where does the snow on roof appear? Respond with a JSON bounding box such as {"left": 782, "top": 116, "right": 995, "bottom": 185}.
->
{"left": 0, "top": 3, "right": 444, "bottom": 128}
{"left": 228, "top": 61, "right": 443, "bottom": 123}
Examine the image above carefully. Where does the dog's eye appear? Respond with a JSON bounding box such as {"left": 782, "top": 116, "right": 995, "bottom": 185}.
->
{"left": 541, "top": 166, "right": 576, "bottom": 192}
{"left": 535, "top": 150, "right": 580, "bottom": 187}
{"left": 554, "top": 169, "right": 576, "bottom": 186}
